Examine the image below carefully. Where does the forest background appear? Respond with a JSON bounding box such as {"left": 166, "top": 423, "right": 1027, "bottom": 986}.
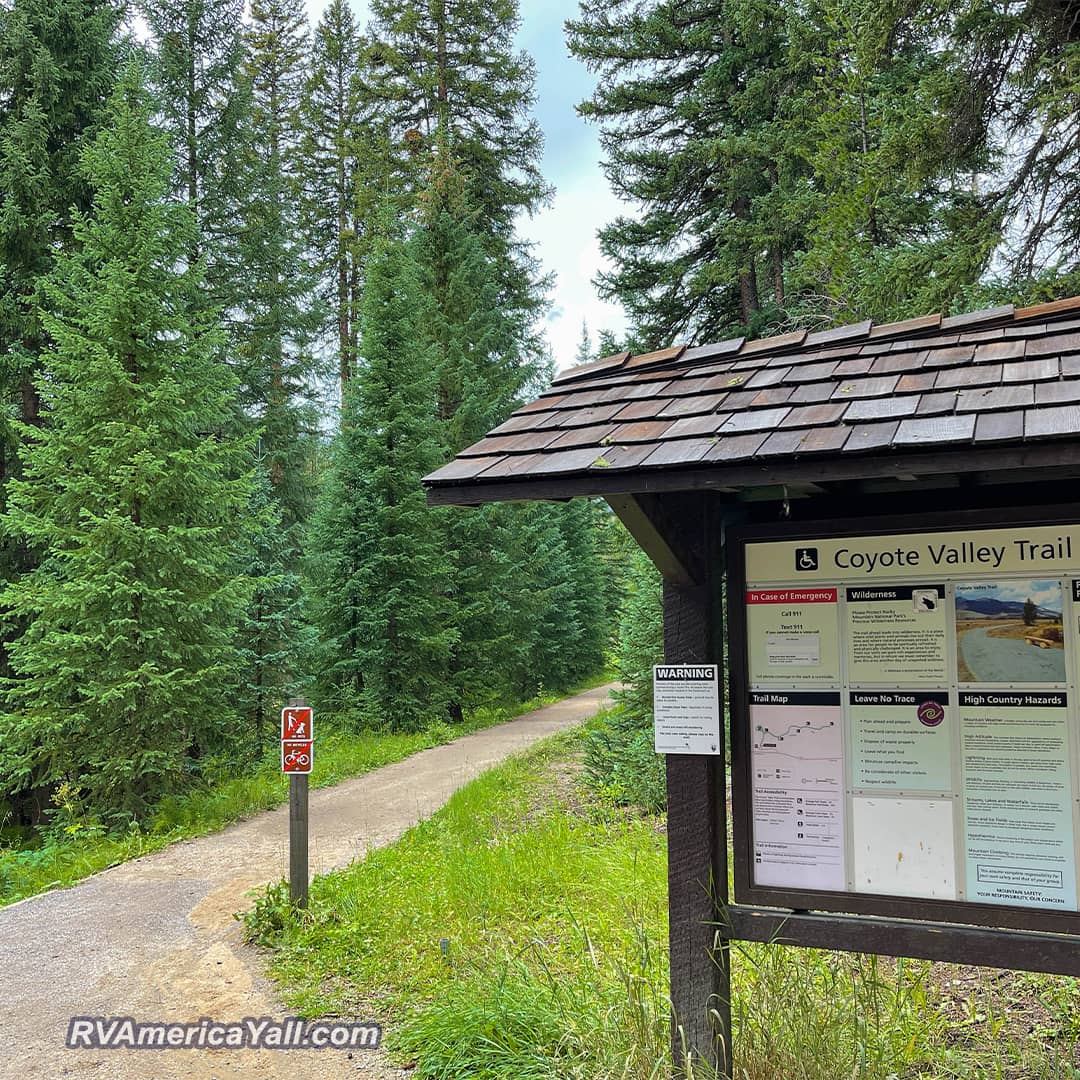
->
{"left": 0, "top": 0, "right": 1076, "bottom": 844}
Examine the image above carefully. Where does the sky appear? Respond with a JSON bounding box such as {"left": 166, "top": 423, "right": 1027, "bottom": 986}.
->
{"left": 306, "top": 0, "right": 628, "bottom": 372}
{"left": 956, "top": 581, "right": 1064, "bottom": 613}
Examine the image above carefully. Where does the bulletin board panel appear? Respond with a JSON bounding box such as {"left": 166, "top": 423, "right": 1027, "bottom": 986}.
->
{"left": 727, "top": 504, "right": 1080, "bottom": 936}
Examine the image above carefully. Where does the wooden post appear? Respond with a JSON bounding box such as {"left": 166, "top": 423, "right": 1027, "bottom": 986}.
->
{"left": 288, "top": 697, "right": 310, "bottom": 909}
{"left": 664, "top": 578, "right": 731, "bottom": 1079}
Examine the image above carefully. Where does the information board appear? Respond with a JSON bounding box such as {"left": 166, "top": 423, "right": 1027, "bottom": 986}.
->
{"left": 733, "top": 518, "right": 1080, "bottom": 926}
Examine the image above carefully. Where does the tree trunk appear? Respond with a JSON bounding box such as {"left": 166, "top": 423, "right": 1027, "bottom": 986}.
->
{"left": 733, "top": 196, "right": 759, "bottom": 324}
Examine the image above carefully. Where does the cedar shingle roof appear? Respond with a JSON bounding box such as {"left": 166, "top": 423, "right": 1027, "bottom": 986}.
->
{"left": 424, "top": 297, "right": 1080, "bottom": 503}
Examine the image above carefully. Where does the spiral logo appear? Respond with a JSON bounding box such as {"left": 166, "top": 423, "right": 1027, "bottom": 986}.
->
{"left": 918, "top": 700, "right": 945, "bottom": 727}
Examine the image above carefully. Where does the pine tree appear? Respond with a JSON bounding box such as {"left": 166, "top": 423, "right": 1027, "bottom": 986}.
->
{"left": 234, "top": 0, "right": 322, "bottom": 528}
{"left": 410, "top": 149, "right": 554, "bottom": 717}
{"left": 782, "top": 0, "right": 999, "bottom": 323}
{"left": 568, "top": 0, "right": 796, "bottom": 341}
{"left": 574, "top": 320, "right": 593, "bottom": 367}
{"left": 234, "top": 472, "right": 309, "bottom": 754}
{"left": 942, "top": 2, "right": 1080, "bottom": 295}
{"left": 583, "top": 547, "right": 665, "bottom": 812}
{"left": 299, "top": 0, "right": 385, "bottom": 396}
{"left": 417, "top": 146, "right": 530, "bottom": 453}
{"left": 0, "top": 2, "right": 124, "bottom": 677}
{"left": 1, "top": 63, "right": 255, "bottom": 820}
{"left": 368, "top": 0, "right": 551, "bottom": 372}
{"left": 308, "top": 225, "right": 454, "bottom": 730}
{"left": 141, "top": 0, "right": 247, "bottom": 279}
{"left": 613, "top": 548, "right": 663, "bottom": 724}
{"left": 304, "top": 412, "right": 369, "bottom": 715}
{"left": 568, "top": 0, "right": 1005, "bottom": 342}
{"left": 556, "top": 498, "right": 610, "bottom": 681}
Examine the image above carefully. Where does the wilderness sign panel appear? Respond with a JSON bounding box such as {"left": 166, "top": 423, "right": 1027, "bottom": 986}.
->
{"left": 735, "top": 521, "right": 1080, "bottom": 919}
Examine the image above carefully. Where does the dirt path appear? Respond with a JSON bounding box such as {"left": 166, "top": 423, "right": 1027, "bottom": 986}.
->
{"left": 0, "top": 684, "right": 615, "bottom": 1080}
{"left": 959, "top": 625, "right": 1066, "bottom": 683}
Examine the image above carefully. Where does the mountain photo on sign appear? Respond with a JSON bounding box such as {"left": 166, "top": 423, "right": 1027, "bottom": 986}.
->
{"left": 955, "top": 580, "right": 1066, "bottom": 684}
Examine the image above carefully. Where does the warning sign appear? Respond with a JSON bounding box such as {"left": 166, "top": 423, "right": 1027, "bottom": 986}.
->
{"left": 281, "top": 706, "right": 314, "bottom": 741}
{"left": 281, "top": 740, "right": 313, "bottom": 774}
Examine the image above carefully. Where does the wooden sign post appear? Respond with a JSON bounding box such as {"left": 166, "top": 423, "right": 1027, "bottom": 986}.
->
{"left": 281, "top": 699, "right": 314, "bottom": 909}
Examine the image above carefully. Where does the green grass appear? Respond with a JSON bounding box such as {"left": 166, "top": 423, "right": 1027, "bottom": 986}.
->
{"left": 248, "top": 722, "right": 673, "bottom": 1078}
{"left": 0, "top": 676, "right": 611, "bottom": 908}
{"left": 249, "top": 725, "right": 1080, "bottom": 1080}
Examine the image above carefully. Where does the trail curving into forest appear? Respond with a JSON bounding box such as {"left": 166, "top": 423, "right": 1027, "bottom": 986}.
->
{"left": 0, "top": 684, "right": 615, "bottom": 1080}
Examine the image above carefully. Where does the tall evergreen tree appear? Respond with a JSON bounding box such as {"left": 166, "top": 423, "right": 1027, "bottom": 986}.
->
{"left": 307, "top": 224, "right": 454, "bottom": 730}
{"left": 368, "top": 0, "right": 552, "bottom": 372}
{"left": 235, "top": 0, "right": 322, "bottom": 528}
{"left": 299, "top": 0, "right": 384, "bottom": 396}
{"left": 417, "top": 146, "right": 528, "bottom": 452}
{"left": 234, "top": 472, "right": 308, "bottom": 753}
{"left": 943, "top": 1, "right": 1080, "bottom": 294}
{"left": 0, "top": 0, "right": 124, "bottom": 425}
{"left": 568, "top": 0, "right": 1006, "bottom": 341}
{"left": 568, "top": 0, "right": 796, "bottom": 341}
{"left": 0, "top": 1, "right": 124, "bottom": 664}
{"left": 1, "top": 64, "right": 255, "bottom": 819}
{"left": 783, "top": 0, "right": 999, "bottom": 323}
{"left": 141, "top": 0, "right": 247, "bottom": 279}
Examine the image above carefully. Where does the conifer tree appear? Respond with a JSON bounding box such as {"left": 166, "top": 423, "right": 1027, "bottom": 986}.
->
{"left": 417, "top": 146, "right": 528, "bottom": 452}
{"left": 307, "top": 224, "right": 454, "bottom": 730}
{"left": 234, "top": 0, "right": 322, "bottom": 528}
{"left": 410, "top": 148, "right": 549, "bottom": 717}
{"left": 782, "top": 0, "right": 998, "bottom": 323}
{"left": 1, "top": 64, "right": 255, "bottom": 819}
{"left": 299, "top": 0, "right": 384, "bottom": 396}
{"left": 568, "top": 0, "right": 1002, "bottom": 340}
{"left": 574, "top": 320, "right": 593, "bottom": 367}
{"left": 141, "top": 0, "right": 247, "bottom": 279}
{"left": 568, "top": 0, "right": 795, "bottom": 341}
{"left": 234, "top": 472, "right": 309, "bottom": 753}
{"left": 0, "top": 0, "right": 124, "bottom": 641}
{"left": 368, "top": 0, "right": 551, "bottom": 371}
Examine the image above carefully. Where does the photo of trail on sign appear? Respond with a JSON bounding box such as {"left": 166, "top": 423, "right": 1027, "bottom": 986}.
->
{"left": 955, "top": 580, "right": 1065, "bottom": 684}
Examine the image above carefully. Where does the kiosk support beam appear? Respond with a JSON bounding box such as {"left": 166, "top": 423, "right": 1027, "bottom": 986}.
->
{"left": 664, "top": 576, "right": 731, "bottom": 1079}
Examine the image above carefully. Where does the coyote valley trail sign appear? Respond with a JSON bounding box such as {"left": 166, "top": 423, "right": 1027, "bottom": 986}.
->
{"left": 421, "top": 297, "right": 1080, "bottom": 1076}
{"left": 729, "top": 516, "right": 1080, "bottom": 933}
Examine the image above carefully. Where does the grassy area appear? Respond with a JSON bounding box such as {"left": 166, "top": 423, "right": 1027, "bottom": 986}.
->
{"left": 0, "top": 676, "right": 610, "bottom": 907}
{"left": 249, "top": 724, "right": 1080, "bottom": 1080}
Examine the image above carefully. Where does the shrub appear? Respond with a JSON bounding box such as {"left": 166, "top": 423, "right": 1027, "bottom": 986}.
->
{"left": 584, "top": 550, "right": 665, "bottom": 812}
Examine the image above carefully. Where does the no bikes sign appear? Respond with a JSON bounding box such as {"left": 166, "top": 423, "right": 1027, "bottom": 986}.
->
{"left": 281, "top": 706, "right": 314, "bottom": 774}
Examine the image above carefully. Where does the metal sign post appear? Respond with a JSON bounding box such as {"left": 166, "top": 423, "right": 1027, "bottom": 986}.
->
{"left": 281, "top": 700, "right": 314, "bottom": 909}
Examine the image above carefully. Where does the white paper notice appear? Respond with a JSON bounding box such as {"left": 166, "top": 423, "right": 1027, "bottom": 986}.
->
{"left": 852, "top": 797, "right": 956, "bottom": 900}
{"left": 653, "top": 665, "right": 721, "bottom": 755}
{"left": 766, "top": 632, "right": 821, "bottom": 666}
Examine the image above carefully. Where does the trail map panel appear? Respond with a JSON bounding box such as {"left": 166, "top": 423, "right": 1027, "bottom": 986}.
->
{"left": 734, "top": 517, "right": 1080, "bottom": 928}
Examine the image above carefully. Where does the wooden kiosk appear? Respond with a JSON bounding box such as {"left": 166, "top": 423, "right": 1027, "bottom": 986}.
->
{"left": 424, "top": 297, "right": 1080, "bottom": 1077}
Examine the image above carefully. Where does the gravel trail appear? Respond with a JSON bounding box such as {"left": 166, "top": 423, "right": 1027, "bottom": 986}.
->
{"left": 0, "top": 684, "right": 615, "bottom": 1080}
